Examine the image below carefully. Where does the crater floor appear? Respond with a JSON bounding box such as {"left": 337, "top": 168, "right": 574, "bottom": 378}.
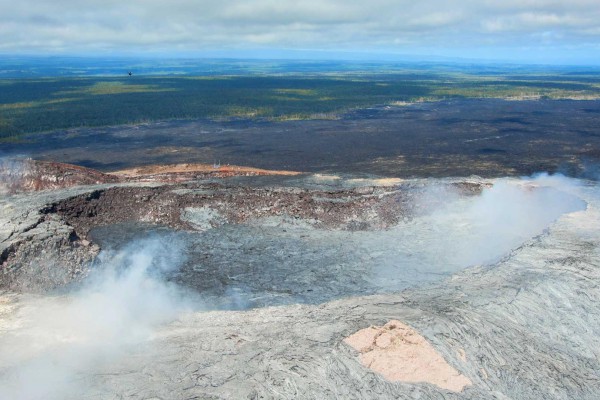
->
{"left": 0, "top": 166, "right": 599, "bottom": 399}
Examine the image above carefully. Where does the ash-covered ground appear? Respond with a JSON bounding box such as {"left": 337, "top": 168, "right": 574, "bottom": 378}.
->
{"left": 1, "top": 161, "right": 599, "bottom": 399}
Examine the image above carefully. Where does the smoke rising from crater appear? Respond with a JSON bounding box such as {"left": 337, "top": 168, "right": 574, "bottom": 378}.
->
{"left": 434, "top": 173, "right": 586, "bottom": 266}
{"left": 0, "top": 157, "right": 31, "bottom": 194}
{"left": 0, "top": 174, "right": 592, "bottom": 399}
{"left": 367, "top": 174, "right": 587, "bottom": 288}
{"left": 0, "top": 235, "right": 192, "bottom": 399}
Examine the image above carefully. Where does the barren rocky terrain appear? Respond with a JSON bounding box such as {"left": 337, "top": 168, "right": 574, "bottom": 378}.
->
{"left": 0, "top": 160, "right": 599, "bottom": 399}
{"left": 4, "top": 99, "right": 600, "bottom": 178}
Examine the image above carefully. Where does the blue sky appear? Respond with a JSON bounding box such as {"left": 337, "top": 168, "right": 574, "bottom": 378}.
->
{"left": 2, "top": 0, "right": 600, "bottom": 65}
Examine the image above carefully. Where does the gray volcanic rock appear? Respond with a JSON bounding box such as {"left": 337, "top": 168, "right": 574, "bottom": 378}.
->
{"left": 0, "top": 173, "right": 598, "bottom": 399}
{"left": 0, "top": 175, "right": 486, "bottom": 294}
{"left": 0, "top": 187, "right": 103, "bottom": 291}
{"left": 81, "top": 183, "right": 600, "bottom": 399}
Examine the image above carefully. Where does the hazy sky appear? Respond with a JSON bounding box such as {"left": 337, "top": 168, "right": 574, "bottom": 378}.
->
{"left": 2, "top": 0, "right": 600, "bottom": 64}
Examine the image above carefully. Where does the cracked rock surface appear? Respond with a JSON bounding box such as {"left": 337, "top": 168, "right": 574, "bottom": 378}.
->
{"left": 0, "top": 169, "right": 599, "bottom": 399}
{"left": 77, "top": 184, "right": 599, "bottom": 399}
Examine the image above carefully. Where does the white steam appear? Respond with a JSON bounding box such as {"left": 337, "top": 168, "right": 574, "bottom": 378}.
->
{"left": 0, "top": 174, "right": 591, "bottom": 399}
{"left": 0, "top": 236, "right": 192, "bottom": 400}
{"left": 0, "top": 157, "right": 31, "bottom": 194}
{"left": 449, "top": 174, "right": 585, "bottom": 266}
{"left": 368, "top": 174, "right": 587, "bottom": 286}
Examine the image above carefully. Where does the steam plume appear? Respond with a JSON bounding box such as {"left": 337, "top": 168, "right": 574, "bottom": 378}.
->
{"left": 0, "top": 235, "right": 191, "bottom": 399}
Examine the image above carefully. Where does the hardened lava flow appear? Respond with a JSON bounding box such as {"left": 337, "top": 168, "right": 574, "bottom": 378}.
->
{"left": 1, "top": 159, "right": 599, "bottom": 400}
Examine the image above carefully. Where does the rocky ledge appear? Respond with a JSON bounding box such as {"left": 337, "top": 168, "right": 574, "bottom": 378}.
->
{"left": 0, "top": 159, "right": 484, "bottom": 292}
{"left": 2, "top": 160, "right": 597, "bottom": 400}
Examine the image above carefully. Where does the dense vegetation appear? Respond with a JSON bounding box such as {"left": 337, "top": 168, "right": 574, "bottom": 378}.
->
{"left": 1, "top": 66, "right": 600, "bottom": 140}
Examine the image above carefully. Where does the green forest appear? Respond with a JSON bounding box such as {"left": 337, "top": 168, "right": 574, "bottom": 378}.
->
{"left": 2, "top": 72, "right": 600, "bottom": 141}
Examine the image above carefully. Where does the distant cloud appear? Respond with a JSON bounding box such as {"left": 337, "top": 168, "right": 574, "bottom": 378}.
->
{"left": 1, "top": 0, "right": 599, "bottom": 63}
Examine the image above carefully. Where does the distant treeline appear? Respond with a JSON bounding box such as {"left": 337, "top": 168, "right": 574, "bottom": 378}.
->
{"left": 1, "top": 73, "right": 599, "bottom": 140}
